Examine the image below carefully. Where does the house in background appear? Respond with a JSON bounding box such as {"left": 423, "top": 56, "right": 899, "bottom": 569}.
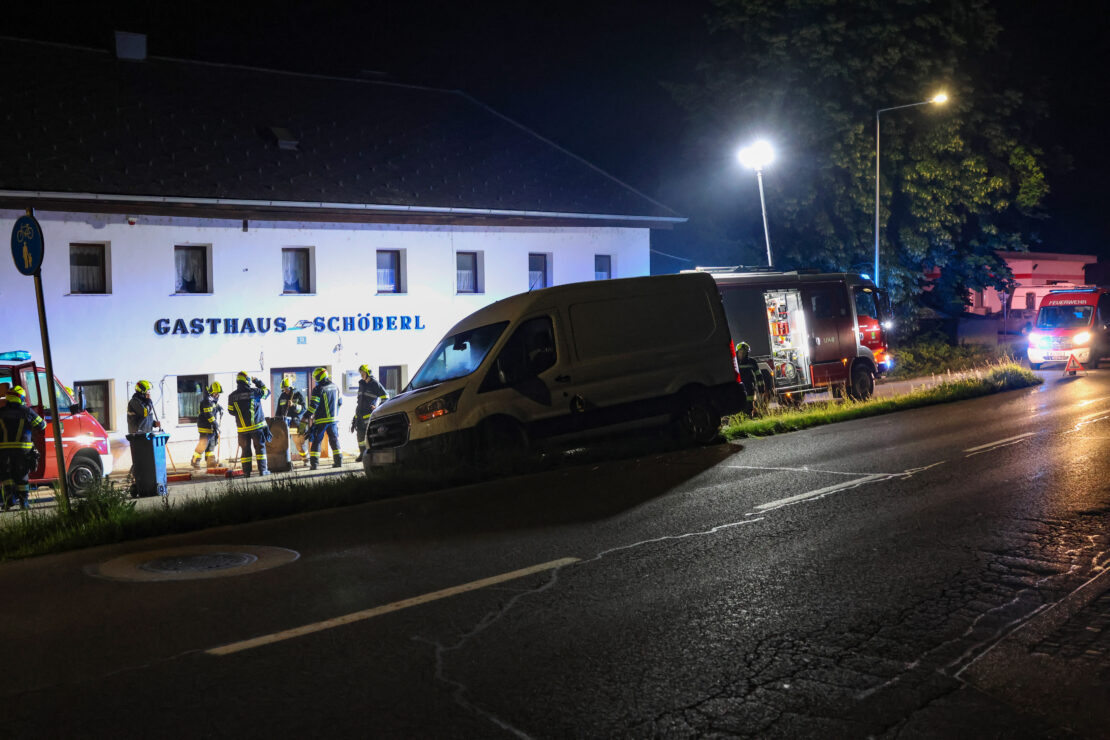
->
{"left": 968, "top": 251, "right": 1098, "bottom": 324}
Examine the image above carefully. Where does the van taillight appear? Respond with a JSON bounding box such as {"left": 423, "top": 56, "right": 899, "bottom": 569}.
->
{"left": 729, "top": 341, "right": 741, "bottom": 383}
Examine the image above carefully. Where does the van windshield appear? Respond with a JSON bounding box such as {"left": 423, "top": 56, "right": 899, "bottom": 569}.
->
{"left": 1036, "top": 305, "right": 1093, "bottom": 329}
{"left": 409, "top": 321, "right": 509, "bottom": 391}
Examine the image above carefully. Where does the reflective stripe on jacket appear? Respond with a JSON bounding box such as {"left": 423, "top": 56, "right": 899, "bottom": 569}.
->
{"left": 0, "top": 403, "right": 46, "bottom": 450}
{"left": 355, "top": 377, "right": 388, "bottom": 419}
{"left": 306, "top": 379, "right": 341, "bottom": 423}
{"left": 228, "top": 382, "right": 269, "bottom": 433}
{"left": 197, "top": 394, "right": 221, "bottom": 434}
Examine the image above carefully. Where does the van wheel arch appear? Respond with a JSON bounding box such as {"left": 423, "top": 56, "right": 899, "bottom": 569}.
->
{"left": 475, "top": 416, "right": 529, "bottom": 474}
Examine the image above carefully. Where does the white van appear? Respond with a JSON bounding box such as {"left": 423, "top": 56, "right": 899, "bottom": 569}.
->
{"left": 364, "top": 272, "right": 744, "bottom": 474}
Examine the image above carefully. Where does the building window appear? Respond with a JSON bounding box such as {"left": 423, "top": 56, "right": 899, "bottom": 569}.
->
{"left": 175, "top": 245, "right": 210, "bottom": 294}
{"left": 1025, "top": 292, "right": 1036, "bottom": 310}
{"left": 70, "top": 243, "right": 109, "bottom": 294}
{"left": 177, "top": 375, "right": 208, "bottom": 423}
{"left": 377, "top": 250, "right": 403, "bottom": 293}
{"left": 457, "top": 251, "right": 481, "bottom": 293}
{"left": 379, "top": 366, "right": 404, "bottom": 397}
{"left": 594, "top": 254, "right": 612, "bottom": 281}
{"left": 974, "top": 290, "right": 983, "bottom": 309}
{"left": 282, "top": 247, "right": 312, "bottom": 294}
{"left": 528, "top": 253, "right": 550, "bottom": 290}
{"left": 75, "top": 380, "right": 111, "bottom": 430}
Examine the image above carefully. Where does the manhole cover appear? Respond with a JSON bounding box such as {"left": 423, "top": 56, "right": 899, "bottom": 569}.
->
{"left": 139, "top": 552, "right": 259, "bottom": 574}
{"left": 89, "top": 545, "right": 299, "bottom": 582}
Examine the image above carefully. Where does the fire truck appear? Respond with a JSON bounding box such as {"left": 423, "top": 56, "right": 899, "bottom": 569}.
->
{"left": 691, "top": 269, "right": 891, "bottom": 402}
{"left": 0, "top": 350, "right": 112, "bottom": 495}
{"left": 1027, "top": 288, "right": 1110, "bottom": 370}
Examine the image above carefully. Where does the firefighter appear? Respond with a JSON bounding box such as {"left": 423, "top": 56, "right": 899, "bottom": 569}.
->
{"left": 0, "top": 386, "right": 47, "bottom": 510}
{"left": 351, "top": 364, "right": 388, "bottom": 463}
{"left": 275, "top": 377, "right": 307, "bottom": 460}
{"left": 191, "top": 381, "right": 223, "bottom": 470}
{"left": 228, "top": 372, "right": 271, "bottom": 477}
{"left": 736, "top": 342, "right": 764, "bottom": 417}
{"left": 126, "top": 380, "right": 160, "bottom": 434}
{"left": 303, "top": 367, "right": 342, "bottom": 470}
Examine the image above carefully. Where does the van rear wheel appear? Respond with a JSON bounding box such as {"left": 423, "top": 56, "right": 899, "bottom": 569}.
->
{"left": 672, "top": 392, "right": 720, "bottom": 446}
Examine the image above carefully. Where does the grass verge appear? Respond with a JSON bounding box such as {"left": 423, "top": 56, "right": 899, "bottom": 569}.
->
{"left": 721, "top": 362, "right": 1041, "bottom": 440}
{"left": 887, "top": 331, "right": 1018, "bottom": 379}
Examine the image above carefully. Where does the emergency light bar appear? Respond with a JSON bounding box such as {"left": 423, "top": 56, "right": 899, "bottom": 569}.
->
{"left": 0, "top": 350, "right": 32, "bottom": 361}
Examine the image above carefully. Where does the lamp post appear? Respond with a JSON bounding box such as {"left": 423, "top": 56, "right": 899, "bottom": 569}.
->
{"left": 738, "top": 140, "right": 775, "bottom": 267}
{"left": 874, "top": 92, "right": 947, "bottom": 286}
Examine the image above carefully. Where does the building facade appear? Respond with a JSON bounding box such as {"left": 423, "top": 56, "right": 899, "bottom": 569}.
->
{"left": 0, "top": 36, "right": 679, "bottom": 465}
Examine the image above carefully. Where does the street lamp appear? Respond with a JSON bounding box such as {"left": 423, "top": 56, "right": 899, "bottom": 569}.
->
{"left": 738, "top": 140, "right": 776, "bottom": 268}
{"left": 874, "top": 92, "right": 948, "bottom": 286}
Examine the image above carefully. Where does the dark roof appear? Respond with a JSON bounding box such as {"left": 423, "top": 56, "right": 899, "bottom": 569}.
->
{"left": 0, "top": 38, "right": 680, "bottom": 226}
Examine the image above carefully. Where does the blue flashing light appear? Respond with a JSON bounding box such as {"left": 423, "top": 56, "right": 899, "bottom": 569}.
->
{"left": 0, "top": 350, "right": 32, "bottom": 362}
{"left": 859, "top": 273, "right": 871, "bottom": 280}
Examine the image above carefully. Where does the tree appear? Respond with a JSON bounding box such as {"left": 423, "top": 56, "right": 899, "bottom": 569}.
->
{"left": 666, "top": 0, "right": 1050, "bottom": 324}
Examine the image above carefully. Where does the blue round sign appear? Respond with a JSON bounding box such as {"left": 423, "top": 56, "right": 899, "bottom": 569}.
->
{"left": 11, "top": 214, "right": 45, "bottom": 276}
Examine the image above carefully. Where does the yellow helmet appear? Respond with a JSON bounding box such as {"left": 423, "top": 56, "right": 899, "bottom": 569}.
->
{"left": 236, "top": 371, "right": 251, "bottom": 384}
{"left": 358, "top": 364, "right": 371, "bottom": 377}
{"left": 6, "top": 385, "right": 26, "bottom": 403}
{"left": 313, "top": 367, "right": 329, "bottom": 382}
{"left": 208, "top": 381, "right": 223, "bottom": 394}
{"left": 281, "top": 377, "right": 293, "bottom": 389}
{"left": 136, "top": 380, "right": 153, "bottom": 393}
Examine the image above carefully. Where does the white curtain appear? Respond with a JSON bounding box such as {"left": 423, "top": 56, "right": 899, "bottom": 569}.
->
{"left": 377, "top": 251, "right": 398, "bottom": 292}
{"left": 283, "top": 249, "right": 309, "bottom": 293}
{"left": 70, "top": 244, "right": 106, "bottom": 293}
{"left": 175, "top": 247, "right": 207, "bottom": 293}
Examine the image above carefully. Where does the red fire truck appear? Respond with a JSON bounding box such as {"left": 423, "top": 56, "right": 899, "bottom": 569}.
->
{"left": 692, "top": 269, "right": 891, "bottom": 402}
{"left": 1027, "top": 288, "right": 1110, "bottom": 370}
{"left": 0, "top": 350, "right": 112, "bottom": 495}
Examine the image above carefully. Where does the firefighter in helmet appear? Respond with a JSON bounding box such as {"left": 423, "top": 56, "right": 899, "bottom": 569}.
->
{"left": 191, "top": 381, "right": 223, "bottom": 470}
{"left": 275, "top": 377, "right": 307, "bottom": 460}
{"left": 735, "top": 342, "right": 764, "bottom": 417}
{"left": 303, "top": 367, "right": 342, "bottom": 469}
{"left": 126, "top": 380, "right": 160, "bottom": 434}
{"left": 0, "top": 386, "right": 47, "bottom": 510}
{"left": 352, "top": 364, "right": 388, "bottom": 463}
{"left": 228, "top": 372, "right": 271, "bottom": 477}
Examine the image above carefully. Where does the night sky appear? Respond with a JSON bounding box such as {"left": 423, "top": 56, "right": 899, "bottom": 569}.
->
{"left": 11, "top": 1, "right": 1109, "bottom": 264}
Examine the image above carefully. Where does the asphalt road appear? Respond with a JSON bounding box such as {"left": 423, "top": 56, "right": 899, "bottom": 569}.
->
{"left": 2, "top": 368, "right": 1108, "bottom": 738}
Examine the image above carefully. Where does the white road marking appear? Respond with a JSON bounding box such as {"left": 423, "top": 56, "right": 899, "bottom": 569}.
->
{"left": 963, "top": 433, "right": 1035, "bottom": 453}
{"left": 1067, "top": 411, "right": 1110, "bottom": 434}
{"left": 754, "top": 474, "right": 889, "bottom": 511}
{"left": 727, "top": 464, "right": 882, "bottom": 477}
{"left": 206, "top": 557, "right": 579, "bottom": 656}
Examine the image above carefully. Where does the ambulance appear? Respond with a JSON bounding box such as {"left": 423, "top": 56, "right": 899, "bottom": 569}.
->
{"left": 1027, "top": 288, "right": 1110, "bottom": 370}
{"left": 0, "top": 350, "right": 112, "bottom": 495}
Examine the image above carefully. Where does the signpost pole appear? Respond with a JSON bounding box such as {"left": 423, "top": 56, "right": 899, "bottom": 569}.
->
{"left": 19, "top": 208, "right": 69, "bottom": 509}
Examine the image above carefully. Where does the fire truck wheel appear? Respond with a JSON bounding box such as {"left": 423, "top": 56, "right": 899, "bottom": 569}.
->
{"left": 847, "top": 364, "right": 874, "bottom": 401}
{"left": 67, "top": 455, "right": 103, "bottom": 497}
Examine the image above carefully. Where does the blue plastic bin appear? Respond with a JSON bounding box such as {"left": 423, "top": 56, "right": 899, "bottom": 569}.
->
{"left": 126, "top": 432, "right": 169, "bottom": 497}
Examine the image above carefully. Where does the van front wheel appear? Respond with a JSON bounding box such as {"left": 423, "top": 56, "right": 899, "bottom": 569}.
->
{"left": 477, "top": 418, "right": 529, "bottom": 475}
{"left": 67, "top": 455, "right": 102, "bottom": 497}
{"left": 672, "top": 393, "right": 720, "bottom": 446}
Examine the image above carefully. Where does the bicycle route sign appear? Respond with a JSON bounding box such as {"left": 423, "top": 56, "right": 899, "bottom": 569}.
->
{"left": 11, "top": 213, "right": 45, "bottom": 276}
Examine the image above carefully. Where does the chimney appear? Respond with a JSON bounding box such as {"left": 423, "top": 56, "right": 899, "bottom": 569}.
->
{"left": 114, "top": 31, "right": 147, "bottom": 61}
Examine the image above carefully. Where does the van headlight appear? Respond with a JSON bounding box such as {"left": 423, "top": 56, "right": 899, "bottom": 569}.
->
{"left": 1074, "top": 331, "right": 1091, "bottom": 346}
{"left": 415, "top": 389, "right": 463, "bottom": 422}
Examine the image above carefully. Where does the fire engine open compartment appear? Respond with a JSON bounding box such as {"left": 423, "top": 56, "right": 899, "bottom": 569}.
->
{"left": 764, "top": 289, "right": 811, "bottom": 390}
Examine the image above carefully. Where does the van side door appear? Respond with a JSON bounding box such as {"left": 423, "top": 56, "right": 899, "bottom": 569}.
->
{"left": 15, "top": 362, "right": 48, "bottom": 479}
{"left": 801, "top": 285, "right": 849, "bottom": 385}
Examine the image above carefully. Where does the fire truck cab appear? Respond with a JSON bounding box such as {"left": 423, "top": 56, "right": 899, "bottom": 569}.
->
{"left": 692, "top": 269, "right": 891, "bottom": 402}
{"left": 0, "top": 350, "right": 112, "bottom": 495}
{"left": 1027, "top": 288, "right": 1110, "bottom": 370}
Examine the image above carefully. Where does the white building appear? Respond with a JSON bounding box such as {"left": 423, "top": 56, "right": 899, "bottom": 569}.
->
{"left": 0, "top": 35, "right": 681, "bottom": 466}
